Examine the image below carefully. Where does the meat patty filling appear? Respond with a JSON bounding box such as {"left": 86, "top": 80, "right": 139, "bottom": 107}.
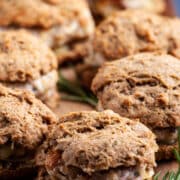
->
{"left": 89, "top": 165, "right": 154, "bottom": 180}
{"left": 48, "top": 165, "right": 154, "bottom": 180}
{"left": 2, "top": 70, "right": 58, "bottom": 97}
{"left": 0, "top": 142, "right": 35, "bottom": 170}
{"left": 154, "top": 128, "right": 178, "bottom": 145}
{"left": 0, "top": 142, "right": 35, "bottom": 160}
{"left": 45, "top": 151, "right": 154, "bottom": 180}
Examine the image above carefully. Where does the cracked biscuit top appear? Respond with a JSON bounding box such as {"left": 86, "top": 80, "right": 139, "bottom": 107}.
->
{"left": 0, "top": 0, "right": 94, "bottom": 32}
{"left": 38, "top": 110, "right": 157, "bottom": 177}
{"left": 0, "top": 30, "right": 57, "bottom": 83}
{"left": 92, "top": 53, "right": 180, "bottom": 129}
{"left": 90, "top": 10, "right": 180, "bottom": 66}
{"left": 0, "top": 84, "right": 57, "bottom": 150}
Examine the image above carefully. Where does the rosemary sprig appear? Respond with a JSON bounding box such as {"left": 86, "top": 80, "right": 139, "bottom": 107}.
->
{"left": 154, "top": 127, "right": 180, "bottom": 180}
{"left": 58, "top": 72, "right": 97, "bottom": 107}
{"left": 174, "top": 127, "right": 180, "bottom": 170}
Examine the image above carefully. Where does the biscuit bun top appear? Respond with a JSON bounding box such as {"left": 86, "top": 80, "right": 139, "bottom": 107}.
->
{"left": 92, "top": 53, "right": 180, "bottom": 128}
{"left": 0, "top": 84, "right": 57, "bottom": 149}
{"left": 0, "top": 0, "right": 94, "bottom": 31}
{"left": 41, "top": 110, "right": 157, "bottom": 174}
{"left": 0, "top": 30, "right": 57, "bottom": 82}
{"left": 90, "top": 10, "right": 180, "bottom": 66}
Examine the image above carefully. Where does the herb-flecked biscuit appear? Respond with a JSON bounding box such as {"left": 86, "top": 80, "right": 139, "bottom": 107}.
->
{"left": 0, "top": 84, "right": 57, "bottom": 179}
{"left": 0, "top": 30, "right": 57, "bottom": 82}
{"left": 92, "top": 53, "right": 180, "bottom": 160}
{"left": 37, "top": 0, "right": 94, "bottom": 64}
{"left": 0, "top": 0, "right": 95, "bottom": 65}
{"left": 36, "top": 110, "right": 158, "bottom": 179}
{"left": 78, "top": 10, "right": 180, "bottom": 87}
{"left": 0, "top": 30, "right": 59, "bottom": 106}
{"left": 92, "top": 10, "right": 180, "bottom": 64}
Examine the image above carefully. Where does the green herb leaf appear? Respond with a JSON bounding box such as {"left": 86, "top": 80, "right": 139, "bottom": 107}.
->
{"left": 154, "top": 171, "right": 161, "bottom": 180}
{"left": 175, "top": 171, "right": 180, "bottom": 179}
{"left": 174, "top": 149, "right": 180, "bottom": 165}
{"left": 58, "top": 71, "right": 98, "bottom": 107}
{"left": 154, "top": 128, "right": 180, "bottom": 180}
{"left": 58, "top": 72, "right": 86, "bottom": 97}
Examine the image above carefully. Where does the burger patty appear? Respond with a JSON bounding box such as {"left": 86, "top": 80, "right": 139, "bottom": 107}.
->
{"left": 47, "top": 165, "right": 153, "bottom": 180}
{"left": 2, "top": 70, "right": 58, "bottom": 96}
{"left": 45, "top": 151, "right": 154, "bottom": 180}
{"left": 0, "top": 142, "right": 34, "bottom": 161}
{"left": 154, "top": 128, "right": 178, "bottom": 145}
{"left": 0, "top": 142, "right": 35, "bottom": 173}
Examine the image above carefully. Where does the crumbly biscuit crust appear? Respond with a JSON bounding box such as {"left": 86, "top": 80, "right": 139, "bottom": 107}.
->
{"left": 92, "top": 53, "right": 180, "bottom": 128}
{"left": 0, "top": 84, "right": 57, "bottom": 149}
{"left": 0, "top": 0, "right": 93, "bottom": 30}
{"left": 91, "top": 10, "right": 180, "bottom": 65}
{"left": 0, "top": 30, "right": 57, "bottom": 82}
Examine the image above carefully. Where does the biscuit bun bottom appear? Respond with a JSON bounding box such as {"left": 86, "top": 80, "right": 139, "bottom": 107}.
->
{"left": 156, "top": 142, "right": 178, "bottom": 161}
{"left": 46, "top": 150, "right": 154, "bottom": 180}
{"left": 2, "top": 70, "right": 58, "bottom": 98}
{"left": 0, "top": 166, "right": 36, "bottom": 180}
{"left": 154, "top": 128, "right": 178, "bottom": 145}
{"left": 0, "top": 142, "right": 37, "bottom": 180}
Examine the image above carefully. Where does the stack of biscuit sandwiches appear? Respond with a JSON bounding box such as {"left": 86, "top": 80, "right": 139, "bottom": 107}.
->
{"left": 0, "top": 0, "right": 179, "bottom": 180}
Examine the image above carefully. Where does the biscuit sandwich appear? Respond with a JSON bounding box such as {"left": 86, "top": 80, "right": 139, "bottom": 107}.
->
{"left": 0, "top": 84, "right": 57, "bottom": 179}
{"left": 35, "top": 110, "right": 158, "bottom": 179}
{"left": 0, "top": 29, "right": 59, "bottom": 107}
{"left": 92, "top": 53, "right": 180, "bottom": 160}
{"left": 0, "top": 0, "right": 94, "bottom": 64}
{"left": 77, "top": 10, "right": 180, "bottom": 87}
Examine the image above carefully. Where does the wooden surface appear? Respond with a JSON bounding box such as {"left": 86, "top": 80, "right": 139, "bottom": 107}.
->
{"left": 52, "top": 99, "right": 178, "bottom": 177}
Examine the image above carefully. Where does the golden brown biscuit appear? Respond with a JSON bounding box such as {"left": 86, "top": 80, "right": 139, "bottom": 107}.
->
{"left": 78, "top": 10, "right": 180, "bottom": 87}
{"left": 37, "top": 0, "right": 94, "bottom": 64}
{"left": 36, "top": 110, "right": 158, "bottom": 179}
{"left": 92, "top": 10, "right": 180, "bottom": 63}
{"left": 92, "top": 53, "right": 180, "bottom": 160}
{"left": 92, "top": 53, "right": 180, "bottom": 129}
{"left": 0, "top": 0, "right": 95, "bottom": 64}
{"left": 0, "top": 84, "right": 57, "bottom": 179}
{"left": 0, "top": 29, "right": 59, "bottom": 106}
{"left": 0, "top": 0, "right": 88, "bottom": 28}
